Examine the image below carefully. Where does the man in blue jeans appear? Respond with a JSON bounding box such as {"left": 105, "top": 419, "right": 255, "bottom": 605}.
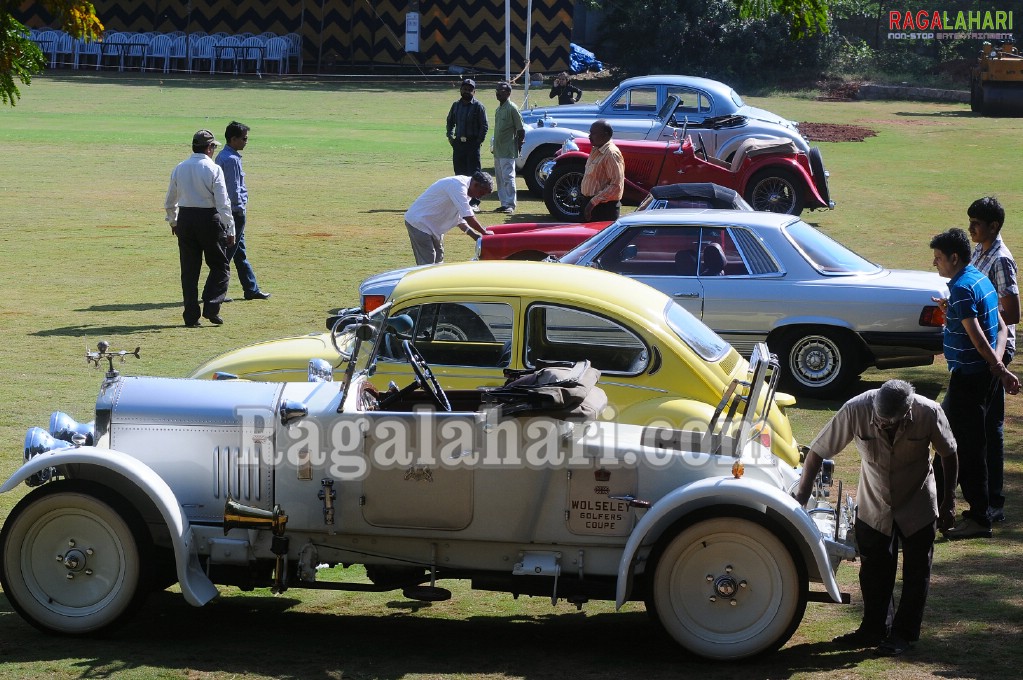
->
{"left": 929, "top": 228, "right": 1018, "bottom": 539}
{"left": 216, "top": 121, "right": 270, "bottom": 301}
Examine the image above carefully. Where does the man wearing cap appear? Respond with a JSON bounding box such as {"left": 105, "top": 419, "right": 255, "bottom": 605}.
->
{"left": 446, "top": 78, "right": 489, "bottom": 180}
{"left": 793, "top": 380, "right": 957, "bottom": 657}
{"left": 404, "top": 171, "right": 494, "bottom": 265}
{"left": 164, "top": 129, "right": 236, "bottom": 328}
{"left": 492, "top": 81, "right": 524, "bottom": 214}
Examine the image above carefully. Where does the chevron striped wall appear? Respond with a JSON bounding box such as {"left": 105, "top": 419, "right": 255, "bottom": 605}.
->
{"left": 15, "top": 0, "right": 573, "bottom": 74}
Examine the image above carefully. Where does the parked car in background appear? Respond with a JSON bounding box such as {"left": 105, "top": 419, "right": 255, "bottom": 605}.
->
{"left": 543, "top": 130, "right": 832, "bottom": 220}
{"left": 518, "top": 75, "right": 812, "bottom": 195}
{"left": 558, "top": 209, "right": 947, "bottom": 397}
{"left": 4, "top": 333, "right": 855, "bottom": 659}
{"left": 477, "top": 183, "right": 751, "bottom": 261}
{"left": 191, "top": 261, "right": 801, "bottom": 464}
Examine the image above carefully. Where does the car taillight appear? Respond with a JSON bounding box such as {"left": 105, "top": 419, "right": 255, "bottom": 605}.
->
{"left": 919, "top": 305, "right": 945, "bottom": 327}
{"left": 362, "top": 294, "right": 386, "bottom": 312}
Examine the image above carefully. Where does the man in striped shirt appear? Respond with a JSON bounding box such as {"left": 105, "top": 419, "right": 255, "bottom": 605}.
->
{"left": 580, "top": 119, "right": 624, "bottom": 221}
{"left": 968, "top": 197, "right": 1018, "bottom": 523}
{"left": 930, "top": 228, "right": 1019, "bottom": 539}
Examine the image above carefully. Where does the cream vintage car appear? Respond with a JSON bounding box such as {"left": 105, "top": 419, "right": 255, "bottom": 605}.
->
{"left": 190, "top": 262, "right": 801, "bottom": 465}
{"left": 3, "top": 326, "right": 855, "bottom": 659}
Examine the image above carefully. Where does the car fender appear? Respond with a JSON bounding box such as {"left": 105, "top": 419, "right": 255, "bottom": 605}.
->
{"left": 715, "top": 133, "right": 805, "bottom": 164}
{"left": 614, "top": 476, "right": 842, "bottom": 608}
{"left": 518, "top": 126, "right": 586, "bottom": 170}
{"left": 739, "top": 157, "right": 828, "bottom": 208}
{"left": 766, "top": 316, "right": 859, "bottom": 335}
{"left": 615, "top": 395, "right": 717, "bottom": 431}
{"left": 0, "top": 448, "right": 220, "bottom": 608}
{"left": 552, "top": 150, "right": 590, "bottom": 167}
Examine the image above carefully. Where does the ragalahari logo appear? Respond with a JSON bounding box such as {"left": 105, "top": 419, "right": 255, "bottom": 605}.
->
{"left": 888, "top": 8, "right": 1015, "bottom": 40}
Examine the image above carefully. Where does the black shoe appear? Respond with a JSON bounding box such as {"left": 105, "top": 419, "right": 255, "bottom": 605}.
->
{"left": 875, "top": 635, "right": 911, "bottom": 657}
{"left": 943, "top": 516, "right": 992, "bottom": 539}
{"left": 202, "top": 313, "right": 224, "bottom": 325}
{"left": 184, "top": 320, "right": 202, "bottom": 328}
{"left": 833, "top": 628, "right": 884, "bottom": 648}
{"left": 244, "top": 290, "right": 271, "bottom": 300}
{"left": 989, "top": 507, "right": 1006, "bottom": 523}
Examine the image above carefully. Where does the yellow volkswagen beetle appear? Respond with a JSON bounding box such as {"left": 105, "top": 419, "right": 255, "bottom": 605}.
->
{"left": 190, "top": 261, "right": 800, "bottom": 464}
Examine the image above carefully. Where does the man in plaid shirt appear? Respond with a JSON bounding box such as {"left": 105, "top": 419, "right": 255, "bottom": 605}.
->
{"left": 968, "top": 196, "right": 1019, "bottom": 523}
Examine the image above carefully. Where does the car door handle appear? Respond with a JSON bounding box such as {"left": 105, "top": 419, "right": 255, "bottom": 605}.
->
{"left": 673, "top": 292, "right": 700, "bottom": 298}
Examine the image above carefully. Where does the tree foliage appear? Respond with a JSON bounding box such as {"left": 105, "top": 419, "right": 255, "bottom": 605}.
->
{"left": 595, "top": 0, "right": 838, "bottom": 87}
{"left": 735, "top": 0, "right": 829, "bottom": 37}
{"left": 0, "top": 0, "right": 103, "bottom": 106}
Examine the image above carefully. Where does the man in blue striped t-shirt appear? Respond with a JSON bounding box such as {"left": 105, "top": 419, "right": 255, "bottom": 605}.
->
{"left": 930, "top": 228, "right": 1019, "bottom": 539}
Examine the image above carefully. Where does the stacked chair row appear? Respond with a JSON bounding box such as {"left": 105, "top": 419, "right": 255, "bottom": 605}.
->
{"left": 28, "top": 29, "right": 303, "bottom": 75}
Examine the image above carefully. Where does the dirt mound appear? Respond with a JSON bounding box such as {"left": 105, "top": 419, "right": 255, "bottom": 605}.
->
{"left": 799, "top": 122, "right": 877, "bottom": 143}
{"left": 816, "top": 79, "right": 862, "bottom": 101}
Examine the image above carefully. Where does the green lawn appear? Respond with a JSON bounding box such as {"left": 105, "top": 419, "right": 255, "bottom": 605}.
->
{"left": 0, "top": 71, "right": 1020, "bottom": 679}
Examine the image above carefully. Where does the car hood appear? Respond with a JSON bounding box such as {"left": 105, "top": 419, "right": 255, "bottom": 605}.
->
{"left": 737, "top": 105, "right": 799, "bottom": 130}
{"left": 523, "top": 103, "right": 603, "bottom": 123}
{"left": 487, "top": 221, "right": 574, "bottom": 235}
{"left": 190, "top": 333, "right": 341, "bottom": 380}
{"left": 360, "top": 265, "right": 424, "bottom": 302}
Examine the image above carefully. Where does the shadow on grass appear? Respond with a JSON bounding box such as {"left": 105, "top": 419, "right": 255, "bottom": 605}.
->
{"left": 31, "top": 324, "right": 176, "bottom": 337}
{"left": 75, "top": 302, "right": 181, "bottom": 313}
{"left": 1, "top": 581, "right": 1018, "bottom": 679}
{"left": 785, "top": 369, "right": 947, "bottom": 415}
{"left": 893, "top": 110, "right": 977, "bottom": 118}
{"left": 0, "top": 590, "right": 861, "bottom": 679}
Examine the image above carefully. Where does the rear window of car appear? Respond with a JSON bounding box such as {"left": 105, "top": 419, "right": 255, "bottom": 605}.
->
{"left": 663, "top": 301, "right": 731, "bottom": 362}
{"left": 379, "top": 302, "right": 514, "bottom": 368}
{"left": 784, "top": 220, "right": 881, "bottom": 275}
{"left": 666, "top": 87, "right": 709, "bottom": 114}
{"left": 609, "top": 87, "right": 658, "bottom": 112}
{"left": 525, "top": 304, "right": 650, "bottom": 375}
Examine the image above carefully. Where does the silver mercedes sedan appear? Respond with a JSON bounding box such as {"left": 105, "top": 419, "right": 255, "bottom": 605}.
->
{"left": 559, "top": 209, "right": 947, "bottom": 397}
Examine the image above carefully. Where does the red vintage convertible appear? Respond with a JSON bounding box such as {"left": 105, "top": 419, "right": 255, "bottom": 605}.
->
{"left": 542, "top": 130, "right": 833, "bottom": 221}
{"left": 478, "top": 182, "right": 751, "bottom": 261}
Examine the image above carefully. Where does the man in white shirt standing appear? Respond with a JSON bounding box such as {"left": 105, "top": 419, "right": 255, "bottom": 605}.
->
{"left": 165, "top": 129, "right": 236, "bottom": 328}
{"left": 404, "top": 171, "right": 494, "bottom": 265}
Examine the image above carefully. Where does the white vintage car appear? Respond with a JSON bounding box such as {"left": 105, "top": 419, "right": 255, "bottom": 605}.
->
{"left": 517, "top": 75, "right": 812, "bottom": 196}
{"left": 1, "top": 331, "right": 855, "bottom": 660}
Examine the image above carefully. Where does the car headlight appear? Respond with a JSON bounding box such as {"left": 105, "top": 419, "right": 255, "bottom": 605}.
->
{"left": 557, "top": 139, "right": 580, "bottom": 155}
{"left": 23, "top": 427, "right": 74, "bottom": 487}
{"left": 49, "top": 411, "right": 95, "bottom": 446}
{"left": 474, "top": 235, "right": 483, "bottom": 260}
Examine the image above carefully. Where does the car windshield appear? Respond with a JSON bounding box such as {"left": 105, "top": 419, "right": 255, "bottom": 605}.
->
{"left": 784, "top": 221, "right": 882, "bottom": 275}
{"left": 560, "top": 227, "right": 615, "bottom": 265}
{"left": 663, "top": 300, "right": 731, "bottom": 362}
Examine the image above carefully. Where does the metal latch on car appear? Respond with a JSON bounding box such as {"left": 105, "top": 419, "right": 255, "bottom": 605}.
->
{"left": 512, "top": 551, "right": 562, "bottom": 605}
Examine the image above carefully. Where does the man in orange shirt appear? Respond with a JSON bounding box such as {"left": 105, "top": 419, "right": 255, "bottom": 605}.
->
{"left": 580, "top": 119, "right": 625, "bottom": 221}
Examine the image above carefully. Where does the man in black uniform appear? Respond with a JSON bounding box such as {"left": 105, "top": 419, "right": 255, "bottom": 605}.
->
{"left": 446, "top": 78, "right": 489, "bottom": 178}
